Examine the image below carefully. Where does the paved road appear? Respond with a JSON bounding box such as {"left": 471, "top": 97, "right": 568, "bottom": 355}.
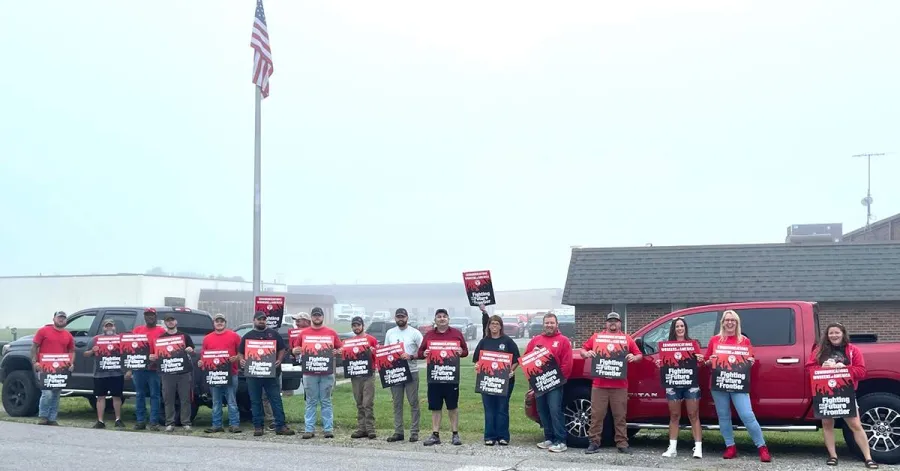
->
{"left": 0, "top": 421, "right": 669, "bottom": 471}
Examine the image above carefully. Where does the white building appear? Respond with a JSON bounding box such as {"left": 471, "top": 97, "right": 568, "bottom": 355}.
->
{"left": 0, "top": 274, "right": 288, "bottom": 329}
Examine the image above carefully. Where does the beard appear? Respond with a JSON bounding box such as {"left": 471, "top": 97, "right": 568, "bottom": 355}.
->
{"left": 254, "top": 323, "right": 266, "bottom": 330}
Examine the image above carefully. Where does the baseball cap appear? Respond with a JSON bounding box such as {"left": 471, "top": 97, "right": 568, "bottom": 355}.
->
{"left": 310, "top": 307, "right": 324, "bottom": 317}
{"left": 103, "top": 319, "right": 115, "bottom": 327}
{"left": 295, "top": 312, "right": 311, "bottom": 322}
{"left": 164, "top": 313, "right": 176, "bottom": 321}
{"left": 395, "top": 308, "right": 408, "bottom": 317}
{"left": 434, "top": 308, "right": 448, "bottom": 317}
{"left": 606, "top": 312, "right": 621, "bottom": 321}
{"left": 351, "top": 316, "right": 364, "bottom": 326}
{"left": 254, "top": 311, "right": 267, "bottom": 320}
{"left": 53, "top": 311, "right": 67, "bottom": 319}
{"left": 213, "top": 313, "right": 227, "bottom": 321}
{"left": 143, "top": 308, "right": 157, "bottom": 315}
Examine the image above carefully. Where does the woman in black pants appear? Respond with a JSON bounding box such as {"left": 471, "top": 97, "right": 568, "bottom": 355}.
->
{"left": 473, "top": 315, "right": 520, "bottom": 446}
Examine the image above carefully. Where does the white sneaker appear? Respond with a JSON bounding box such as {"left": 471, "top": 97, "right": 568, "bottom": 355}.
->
{"left": 662, "top": 448, "right": 677, "bottom": 458}
{"left": 536, "top": 440, "right": 553, "bottom": 449}
{"left": 549, "top": 443, "right": 568, "bottom": 453}
{"left": 165, "top": 425, "right": 174, "bottom": 432}
{"left": 693, "top": 446, "right": 702, "bottom": 459}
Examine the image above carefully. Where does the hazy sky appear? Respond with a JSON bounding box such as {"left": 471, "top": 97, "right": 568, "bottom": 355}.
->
{"left": 2, "top": 1, "right": 898, "bottom": 290}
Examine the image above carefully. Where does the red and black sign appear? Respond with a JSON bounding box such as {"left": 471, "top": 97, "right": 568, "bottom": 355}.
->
{"left": 590, "top": 333, "right": 629, "bottom": 380}
{"left": 475, "top": 351, "right": 513, "bottom": 396}
{"left": 95, "top": 335, "right": 122, "bottom": 373}
{"left": 38, "top": 353, "right": 71, "bottom": 390}
{"left": 289, "top": 328, "right": 302, "bottom": 365}
{"left": 200, "top": 350, "right": 232, "bottom": 386}
{"left": 463, "top": 270, "right": 496, "bottom": 306}
{"left": 811, "top": 367, "right": 857, "bottom": 419}
{"left": 244, "top": 339, "right": 278, "bottom": 378}
{"left": 711, "top": 344, "right": 751, "bottom": 393}
{"left": 374, "top": 343, "right": 412, "bottom": 389}
{"left": 659, "top": 341, "right": 698, "bottom": 389}
{"left": 301, "top": 334, "right": 335, "bottom": 375}
{"left": 154, "top": 335, "right": 188, "bottom": 375}
{"left": 121, "top": 333, "right": 151, "bottom": 370}
{"left": 255, "top": 295, "right": 285, "bottom": 330}
{"left": 342, "top": 337, "right": 373, "bottom": 378}
{"left": 427, "top": 340, "right": 461, "bottom": 384}
{"left": 519, "top": 347, "right": 565, "bottom": 397}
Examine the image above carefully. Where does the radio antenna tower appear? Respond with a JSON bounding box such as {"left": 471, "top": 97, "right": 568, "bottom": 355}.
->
{"left": 852, "top": 152, "right": 885, "bottom": 230}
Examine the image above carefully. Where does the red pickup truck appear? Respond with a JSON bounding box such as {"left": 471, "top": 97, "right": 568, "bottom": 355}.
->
{"left": 524, "top": 301, "right": 900, "bottom": 464}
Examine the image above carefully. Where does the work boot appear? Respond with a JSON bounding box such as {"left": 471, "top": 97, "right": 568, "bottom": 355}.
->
{"left": 351, "top": 430, "right": 367, "bottom": 439}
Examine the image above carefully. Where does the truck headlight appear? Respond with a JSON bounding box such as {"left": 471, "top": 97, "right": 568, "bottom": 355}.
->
{"left": 1, "top": 344, "right": 9, "bottom": 356}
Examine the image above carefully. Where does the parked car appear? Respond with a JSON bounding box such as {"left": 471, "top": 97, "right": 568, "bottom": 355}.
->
{"left": 450, "top": 317, "right": 478, "bottom": 341}
{"left": 232, "top": 322, "right": 303, "bottom": 394}
{"left": 351, "top": 320, "right": 419, "bottom": 345}
{"left": 523, "top": 301, "right": 900, "bottom": 464}
{"left": 528, "top": 316, "right": 544, "bottom": 338}
{"left": 502, "top": 316, "right": 525, "bottom": 338}
{"left": 556, "top": 314, "right": 575, "bottom": 339}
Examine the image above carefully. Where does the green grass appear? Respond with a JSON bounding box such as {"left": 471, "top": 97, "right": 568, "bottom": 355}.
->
{"left": 0, "top": 329, "right": 37, "bottom": 342}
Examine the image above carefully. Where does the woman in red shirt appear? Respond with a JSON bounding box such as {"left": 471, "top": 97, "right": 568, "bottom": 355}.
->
{"left": 655, "top": 317, "right": 704, "bottom": 458}
{"left": 704, "top": 310, "right": 771, "bottom": 462}
{"left": 807, "top": 323, "right": 877, "bottom": 469}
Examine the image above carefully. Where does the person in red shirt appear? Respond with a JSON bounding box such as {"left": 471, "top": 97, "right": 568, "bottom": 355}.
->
{"left": 292, "top": 306, "right": 342, "bottom": 439}
{"left": 346, "top": 316, "right": 379, "bottom": 439}
{"left": 580, "top": 312, "right": 642, "bottom": 454}
{"left": 417, "top": 308, "right": 469, "bottom": 446}
{"left": 127, "top": 308, "right": 166, "bottom": 431}
{"left": 200, "top": 313, "right": 243, "bottom": 434}
{"left": 524, "top": 312, "right": 573, "bottom": 453}
{"left": 806, "top": 323, "right": 877, "bottom": 469}
{"left": 704, "top": 309, "right": 770, "bottom": 462}
{"left": 31, "top": 311, "right": 75, "bottom": 426}
{"left": 654, "top": 317, "right": 704, "bottom": 458}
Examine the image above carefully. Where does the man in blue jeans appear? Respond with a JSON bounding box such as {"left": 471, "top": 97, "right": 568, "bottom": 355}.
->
{"left": 127, "top": 308, "right": 165, "bottom": 431}
{"left": 292, "top": 306, "right": 342, "bottom": 439}
{"left": 523, "top": 313, "right": 573, "bottom": 453}
{"left": 238, "top": 311, "right": 295, "bottom": 437}
{"left": 31, "top": 311, "right": 75, "bottom": 426}
{"left": 201, "top": 313, "right": 243, "bottom": 433}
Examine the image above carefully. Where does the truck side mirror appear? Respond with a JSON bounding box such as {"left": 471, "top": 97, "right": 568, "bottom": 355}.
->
{"left": 634, "top": 337, "right": 646, "bottom": 355}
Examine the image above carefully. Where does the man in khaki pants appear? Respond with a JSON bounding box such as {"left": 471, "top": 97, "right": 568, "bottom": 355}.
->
{"left": 347, "top": 317, "right": 378, "bottom": 439}
{"left": 580, "top": 312, "right": 642, "bottom": 454}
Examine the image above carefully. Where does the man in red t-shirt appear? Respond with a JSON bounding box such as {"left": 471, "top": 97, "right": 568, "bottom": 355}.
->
{"left": 417, "top": 309, "right": 469, "bottom": 446}
{"left": 200, "top": 313, "right": 243, "bottom": 433}
{"left": 292, "top": 306, "right": 343, "bottom": 438}
{"left": 31, "top": 311, "right": 75, "bottom": 425}
{"left": 128, "top": 308, "right": 166, "bottom": 430}
{"left": 346, "top": 316, "right": 379, "bottom": 439}
{"left": 580, "top": 312, "right": 642, "bottom": 454}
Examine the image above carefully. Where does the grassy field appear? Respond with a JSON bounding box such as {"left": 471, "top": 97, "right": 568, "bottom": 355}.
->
{"left": 0, "top": 328, "right": 37, "bottom": 342}
{"left": 0, "top": 366, "right": 839, "bottom": 451}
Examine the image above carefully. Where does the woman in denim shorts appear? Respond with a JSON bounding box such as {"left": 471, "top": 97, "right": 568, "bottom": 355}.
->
{"left": 656, "top": 317, "right": 704, "bottom": 458}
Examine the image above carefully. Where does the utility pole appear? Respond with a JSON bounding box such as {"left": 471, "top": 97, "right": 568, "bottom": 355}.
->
{"left": 852, "top": 153, "right": 885, "bottom": 231}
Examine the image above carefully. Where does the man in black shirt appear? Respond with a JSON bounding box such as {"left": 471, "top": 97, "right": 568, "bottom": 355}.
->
{"left": 238, "top": 311, "right": 295, "bottom": 437}
{"left": 156, "top": 314, "right": 196, "bottom": 432}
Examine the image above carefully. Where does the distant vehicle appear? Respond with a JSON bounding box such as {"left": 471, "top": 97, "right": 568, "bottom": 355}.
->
{"left": 557, "top": 314, "right": 575, "bottom": 339}
{"left": 501, "top": 316, "right": 525, "bottom": 338}
{"left": 528, "top": 316, "right": 544, "bottom": 337}
{"left": 344, "top": 320, "right": 419, "bottom": 345}
{"left": 450, "top": 318, "right": 478, "bottom": 341}
{"left": 370, "top": 311, "right": 391, "bottom": 321}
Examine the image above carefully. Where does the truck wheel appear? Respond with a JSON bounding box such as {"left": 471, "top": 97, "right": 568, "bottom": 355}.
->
{"left": 845, "top": 392, "right": 900, "bottom": 465}
{"left": 1, "top": 370, "right": 40, "bottom": 417}
{"left": 562, "top": 382, "right": 592, "bottom": 448}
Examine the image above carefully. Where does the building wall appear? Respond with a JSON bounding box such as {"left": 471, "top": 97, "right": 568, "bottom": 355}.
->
{"left": 198, "top": 300, "right": 334, "bottom": 327}
{"left": 575, "top": 300, "right": 900, "bottom": 345}
{"left": 843, "top": 218, "right": 900, "bottom": 242}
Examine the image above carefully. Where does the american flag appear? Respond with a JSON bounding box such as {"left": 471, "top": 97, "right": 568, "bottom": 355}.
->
{"left": 250, "top": 0, "right": 273, "bottom": 98}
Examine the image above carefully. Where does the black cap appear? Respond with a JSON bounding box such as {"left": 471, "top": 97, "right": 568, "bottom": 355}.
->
{"left": 351, "top": 316, "right": 364, "bottom": 326}
{"left": 254, "top": 311, "right": 267, "bottom": 320}
{"left": 311, "top": 307, "right": 324, "bottom": 317}
{"left": 395, "top": 308, "right": 408, "bottom": 317}
{"left": 164, "top": 314, "right": 176, "bottom": 321}
{"left": 434, "top": 308, "right": 448, "bottom": 316}
{"left": 53, "top": 311, "right": 67, "bottom": 319}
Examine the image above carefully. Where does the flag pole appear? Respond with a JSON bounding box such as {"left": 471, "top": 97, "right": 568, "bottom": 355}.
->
{"left": 253, "top": 86, "right": 262, "bottom": 297}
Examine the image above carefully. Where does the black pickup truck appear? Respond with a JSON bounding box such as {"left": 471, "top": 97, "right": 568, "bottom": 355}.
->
{"left": 0, "top": 306, "right": 302, "bottom": 423}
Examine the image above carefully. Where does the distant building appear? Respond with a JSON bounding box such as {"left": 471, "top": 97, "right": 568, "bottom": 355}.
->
{"left": 564, "top": 239, "right": 900, "bottom": 344}
{"left": 197, "top": 289, "right": 336, "bottom": 327}
{"left": 843, "top": 212, "right": 900, "bottom": 242}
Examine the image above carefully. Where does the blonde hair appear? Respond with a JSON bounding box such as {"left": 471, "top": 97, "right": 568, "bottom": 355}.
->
{"left": 718, "top": 309, "right": 744, "bottom": 342}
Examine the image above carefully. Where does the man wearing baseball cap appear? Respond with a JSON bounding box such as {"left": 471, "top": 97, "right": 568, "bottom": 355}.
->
{"left": 580, "top": 312, "right": 642, "bottom": 454}
{"left": 292, "top": 306, "right": 342, "bottom": 439}
{"left": 348, "top": 316, "right": 378, "bottom": 439}
{"left": 157, "top": 313, "right": 196, "bottom": 432}
{"left": 128, "top": 308, "right": 166, "bottom": 430}
{"left": 31, "top": 311, "right": 75, "bottom": 425}
{"left": 238, "top": 311, "right": 294, "bottom": 436}
{"left": 83, "top": 319, "right": 125, "bottom": 428}
{"left": 201, "top": 313, "right": 243, "bottom": 433}
{"left": 384, "top": 307, "right": 423, "bottom": 443}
